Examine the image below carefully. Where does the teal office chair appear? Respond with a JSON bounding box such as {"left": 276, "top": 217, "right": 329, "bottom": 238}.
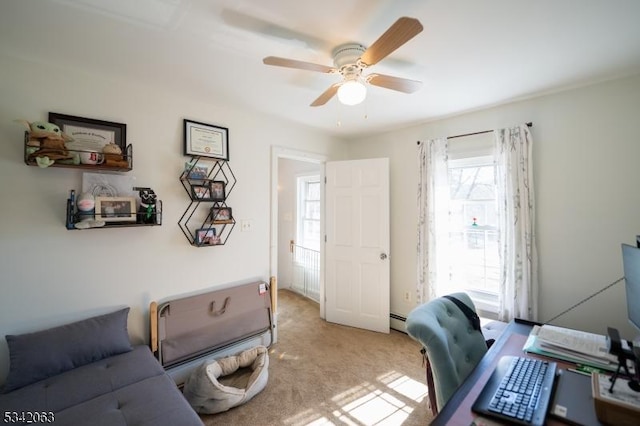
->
{"left": 405, "top": 292, "right": 489, "bottom": 415}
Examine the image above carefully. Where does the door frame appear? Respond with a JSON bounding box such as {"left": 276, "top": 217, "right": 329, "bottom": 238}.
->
{"left": 270, "top": 146, "right": 328, "bottom": 319}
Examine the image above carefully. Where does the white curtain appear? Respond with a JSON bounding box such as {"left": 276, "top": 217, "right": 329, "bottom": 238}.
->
{"left": 416, "top": 137, "right": 449, "bottom": 304}
{"left": 494, "top": 124, "right": 538, "bottom": 321}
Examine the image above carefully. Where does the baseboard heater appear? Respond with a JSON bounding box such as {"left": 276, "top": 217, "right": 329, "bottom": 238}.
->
{"left": 390, "top": 312, "right": 409, "bottom": 334}
{"left": 149, "top": 280, "right": 274, "bottom": 385}
{"left": 390, "top": 313, "right": 407, "bottom": 322}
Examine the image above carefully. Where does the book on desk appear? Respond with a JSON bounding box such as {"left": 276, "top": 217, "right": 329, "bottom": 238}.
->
{"left": 522, "top": 324, "right": 635, "bottom": 373}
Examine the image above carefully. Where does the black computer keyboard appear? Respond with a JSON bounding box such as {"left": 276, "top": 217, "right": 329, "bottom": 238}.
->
{"left": 472, "top": 356, "right": 558, "bottom": 426}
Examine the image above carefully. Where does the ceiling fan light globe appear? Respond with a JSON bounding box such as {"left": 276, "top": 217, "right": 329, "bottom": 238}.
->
{"left": 337, "top": 81, "right": 367, "bottom": 105}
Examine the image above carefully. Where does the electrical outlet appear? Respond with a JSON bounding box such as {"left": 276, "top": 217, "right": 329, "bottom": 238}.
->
{"left": 240, "top": 220, "right": 253, "bottom": 232}
{"left": 404, "top": 291, "right": 411, "bottom": 302}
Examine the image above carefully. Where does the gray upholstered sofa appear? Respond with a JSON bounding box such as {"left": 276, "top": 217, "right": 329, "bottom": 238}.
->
{"left": 0, "top": 308, "right": 203, "bottom": 426}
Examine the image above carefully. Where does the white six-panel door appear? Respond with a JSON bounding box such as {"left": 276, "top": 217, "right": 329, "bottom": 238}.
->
{"left": 325, "top": 158, "right": 390, "bottom": 333}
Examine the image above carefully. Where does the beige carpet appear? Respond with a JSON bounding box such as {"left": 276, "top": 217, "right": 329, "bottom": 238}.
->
{"left": 200, "top": 289, "right": 433, "bottom": 426}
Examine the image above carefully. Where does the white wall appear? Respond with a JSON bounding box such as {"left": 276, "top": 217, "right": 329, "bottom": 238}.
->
{"left": 346, "top": 74, "right": 640, "bottom": 339}
{"left": 0, "top": 55, "right": 346, "bottom": 383}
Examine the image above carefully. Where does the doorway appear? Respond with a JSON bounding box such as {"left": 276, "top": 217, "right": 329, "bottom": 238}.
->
{"left": 279, "top": 158, "right": 322, "bottom": 302}
{"left": 271, "top": 147, "right": 327, "bottom": 322}
{"left": 271, "top": 148, "right": 391, "bottom": 335}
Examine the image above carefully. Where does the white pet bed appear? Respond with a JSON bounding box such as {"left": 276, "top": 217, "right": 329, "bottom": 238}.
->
{"left": 183, "top": 345, "right": 269, "bottom": 414}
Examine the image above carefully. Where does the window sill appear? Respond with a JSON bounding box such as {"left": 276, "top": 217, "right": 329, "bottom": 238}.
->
{"left": 467, "top": 289, "right": 499, "bottom": 319}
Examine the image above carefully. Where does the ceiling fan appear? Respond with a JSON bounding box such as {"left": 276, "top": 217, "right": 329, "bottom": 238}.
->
{"left": 262, "top": 17, "right": 423, "bottom": 107}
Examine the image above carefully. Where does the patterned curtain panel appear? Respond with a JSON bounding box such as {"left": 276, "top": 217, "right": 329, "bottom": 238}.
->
{"left": 416, "top": 137, "right": 449, "bottom": 304}
{"left": 494, "top": 124, "right": 538, "bottom": 321}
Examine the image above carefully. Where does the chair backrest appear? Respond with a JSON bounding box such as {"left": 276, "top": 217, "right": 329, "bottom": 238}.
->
{"left": 405, "top": 292, "right": 488, "bottom": 413}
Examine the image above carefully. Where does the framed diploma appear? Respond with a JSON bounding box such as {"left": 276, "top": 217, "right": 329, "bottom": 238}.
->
{"left": 49, "top": 112, "right": 127, "bottom": 151}
{"left": 183, "top": 119, "right": 229, "bottom": 160}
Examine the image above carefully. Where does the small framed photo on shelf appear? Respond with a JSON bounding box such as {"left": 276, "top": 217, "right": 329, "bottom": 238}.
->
{"left": 95, "top": 196, "right": 136, "bottom": 222}
{"left": 195, "top": 228, "right": 220, "bottom": 246}
{"left": 184, "top": 119, "right": 229, "bottom": 161}
{"left": 210, "top": 207, "right": 233, "bottom": 223}
{"left": 210, "top": 181, "right": 226, "bottom": 201}
{"left": 183, "top": 161, "right": 209, "bottom": 180}
{"left": 190, "top": 183, "right": 213, "bottom": 200}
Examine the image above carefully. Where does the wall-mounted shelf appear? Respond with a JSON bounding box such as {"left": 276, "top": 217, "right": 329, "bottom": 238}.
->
{"left": 65, "top": 198, "right": 162, "bottom": 230}
{"left": 24, "top": 132, "right": 133, "bottom": 172}
{"left": 178, "top": 157, "right": 236, "bottom": 247}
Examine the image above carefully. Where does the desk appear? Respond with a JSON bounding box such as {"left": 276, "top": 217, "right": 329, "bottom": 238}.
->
{"left": 430, "top": 319, "right": 578, "bottom": 426}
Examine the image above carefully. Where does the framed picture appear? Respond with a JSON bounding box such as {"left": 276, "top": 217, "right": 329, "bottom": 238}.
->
{"left": 210, "top": 207, "right": 233, "bottom": 223}
{"left": 190, "top": 183, "right": 214, "bottom": 201}
{"left": 49, "top": 112, "right": 127, "bottom": 152}
{"left": 95, "top": 196, "right": 136, "bottom": 222}
{"left": 184, "top": 119, "right": 229, "bottom": 160}
{"left": 183, "top": 161, "right": 209, "bottom": 180}
{"left": 195, "top": 228, "right": 220, "bottom": 246}
{"left": 210, "top": 181, "right": 226, "bottom": 201}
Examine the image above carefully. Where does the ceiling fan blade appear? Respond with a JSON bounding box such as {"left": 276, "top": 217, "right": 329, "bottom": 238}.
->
{"left": 310, "top": 84, "right": 340, "bottom": 107}
{"left": 222, "top": 10, "right": 331, "bottom": 52}
{"left": 367, "top": 73, "right": 423, "bottom": 93}
{"left": 359, "top": 17, "right": 423, "bottom": 67}
{"left": 263, "top": 56, "right": 336, "bottom": 73}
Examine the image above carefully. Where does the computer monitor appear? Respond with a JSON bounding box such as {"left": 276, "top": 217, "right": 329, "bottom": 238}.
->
{"left": 621, "top": 244, "right": 640, "bottom": 333}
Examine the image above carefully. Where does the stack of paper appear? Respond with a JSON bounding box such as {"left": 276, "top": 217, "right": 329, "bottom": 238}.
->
{"left": 523, "top": 324, "right": 624, "bottom": 372}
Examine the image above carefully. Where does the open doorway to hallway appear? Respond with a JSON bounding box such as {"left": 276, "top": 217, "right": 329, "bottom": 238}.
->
{"left": 277, "top": 157, "right": 322, "bottom": 303}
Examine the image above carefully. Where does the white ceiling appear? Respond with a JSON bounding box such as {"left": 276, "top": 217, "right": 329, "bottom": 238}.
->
{"left": 2, "top": 0, "right": 640, "bottom": 138}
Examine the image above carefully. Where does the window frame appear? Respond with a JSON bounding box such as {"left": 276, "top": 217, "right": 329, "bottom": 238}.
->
{"left": 296, "top": 174, "right": 321, "bottom": 251}
{"left": 447, "top": 152, "right": 500, "bottom": 317}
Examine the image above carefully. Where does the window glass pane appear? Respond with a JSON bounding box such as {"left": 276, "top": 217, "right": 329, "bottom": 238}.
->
{"left": 449, "top": 165, "right": 495, "bottom": 200}
{"left": 302, "top": 220, "right": 320, "bottom": 250}
{"left": 445, "top": 162, "right": 500, "bottom": 309}
{"left": 297, "top": 175, "right": 321, "bottom": 251}
{"left": 307, "top": 182, "right": 320, "bottom": 200}
{"left": 305, "top": 201, "right": 320, "bottom": 219}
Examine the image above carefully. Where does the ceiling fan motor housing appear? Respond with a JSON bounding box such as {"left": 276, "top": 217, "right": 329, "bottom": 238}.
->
{"left": 332, "top": 43, "right": 366, "bottom": 74}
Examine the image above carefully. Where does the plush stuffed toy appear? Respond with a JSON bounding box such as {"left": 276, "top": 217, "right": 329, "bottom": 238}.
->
{"left": 74, "top": 192, "right": 105, "bottom": 229}
{"left": 137, "top": 187, "right": 158, "bottom": 224}
{"left": 76, "top": 192, "right": 95, "bottom": 221}
{"left": 103, "top": 142, "right": 128, "bottom": 168}
{"left": 17, "top": 120, "right": 74, "bottom": 167}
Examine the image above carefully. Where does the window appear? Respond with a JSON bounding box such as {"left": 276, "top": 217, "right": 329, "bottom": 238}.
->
{"left": 447, "top": 155, "right": 500, "bottom": 315}
{"left": 296, "top": 175, "right": 321, "bottom": 251}
{"left": 418, "top": 125, "right": 536, "bottom": 321}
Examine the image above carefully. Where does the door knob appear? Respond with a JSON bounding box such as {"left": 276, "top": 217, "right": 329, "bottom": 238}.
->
{"left": 380, "top": 253, "right": 388, "bottom": 260}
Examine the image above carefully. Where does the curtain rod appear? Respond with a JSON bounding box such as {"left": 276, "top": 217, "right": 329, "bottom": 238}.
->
{"left": 416, "top": 122, "right": 533, "bottom": 145}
